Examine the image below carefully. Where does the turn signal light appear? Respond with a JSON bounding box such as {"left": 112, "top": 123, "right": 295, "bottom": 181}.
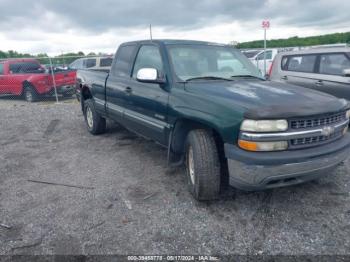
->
{"left": 238, "top": 140, "right": 258, "bottom": 151}
{"left": 238, "top": 139, "right": 288, "bottom": 152}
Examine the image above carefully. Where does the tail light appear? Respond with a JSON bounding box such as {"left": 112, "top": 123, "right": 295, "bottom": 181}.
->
{"left": 267, "top": 58, "right": 275, "bottom": 78}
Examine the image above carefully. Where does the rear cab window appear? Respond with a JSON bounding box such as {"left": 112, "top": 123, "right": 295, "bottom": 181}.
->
{"left": 84, "top": 59, "right": 96, "bottom": 68}
{"left": 100, "top": 57, "right": 113, "bottom": 67}
{"left": 319, "top": 53, "right": 350, "bottom": 76}
{"left": 243, "top": 50, "right": 260, "bottom": 58}
{"left": 281, "top": 54, "right": 317, "bottom": 73}
{"left": 0, "top": 63, "right": 4, "bottom": 74}
{"left": 112, "top": 44, "right": 136, "bottom": 77}
{"left": 256, "top": 50, "right": 272, "bottom": 60}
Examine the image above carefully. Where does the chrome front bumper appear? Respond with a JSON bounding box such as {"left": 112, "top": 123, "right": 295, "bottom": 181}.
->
{"left": 225, "top": 133, "right": 350, "bottom": 191}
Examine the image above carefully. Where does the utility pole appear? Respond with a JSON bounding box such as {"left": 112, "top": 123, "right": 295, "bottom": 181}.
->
{"left": 264, "top": 28, "right": 266, "bottom": 75}
{"left": 262, "top": 20, "right": 270, "bottom": 77}
{"left": 150, "top": 24, "right": 153, "bottom": 41}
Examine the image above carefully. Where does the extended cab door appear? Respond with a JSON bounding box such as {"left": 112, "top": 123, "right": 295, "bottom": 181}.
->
{"left": 123, "top": 44, "right": 169, "bottom": 145}
{"left": 105, "top": 44, "right": 137, "bottom": 122}
{"left": 313, "top": 52, "right": 350, "bottom": 100}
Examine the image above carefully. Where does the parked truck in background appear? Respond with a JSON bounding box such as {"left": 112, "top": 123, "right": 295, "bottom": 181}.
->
{"left": 76, "top": 40, "right": 350, "bottom": 201}
{"left": 0, "top": 58, "right": 76, "bottom": 102}
{"left": 69, "top": 56, "right": 113, "bottom": 72}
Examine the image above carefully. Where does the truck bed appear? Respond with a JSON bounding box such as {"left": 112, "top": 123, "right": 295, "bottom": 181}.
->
{"left": 76, "top": 69, "right": 109, "bottom": 102}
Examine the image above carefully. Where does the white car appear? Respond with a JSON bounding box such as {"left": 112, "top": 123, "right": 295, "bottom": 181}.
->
{"left": 243, "top": 49, "right": 279, "bottom": 76}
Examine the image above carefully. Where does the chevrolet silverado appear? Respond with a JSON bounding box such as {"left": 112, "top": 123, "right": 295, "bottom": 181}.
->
{"left": 76, "top": 40, "right": 350, "bottom": 200}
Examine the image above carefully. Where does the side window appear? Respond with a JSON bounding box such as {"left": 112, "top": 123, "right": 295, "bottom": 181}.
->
{"left": 100, "top": 58, "right": 113, "bottom": 67}
{"left": 283, "top": 55, "right": 317, "bottom": 73}
{"left": 281, "top": 56, "right": 288, "bottom": 70}
{"left": 0, "top": 63, "right": 3, "bottom": 75}
{"left": 9, "top": 63, "right": 21, "bottom": 74}
{"left": 77, "top": 59, "right": 83, "bottom": 69}
{"left": 132, "top": 45, "right": 163, "bottom": 78}
{"left": 257, "top": 50, "right": 272, "bottom": 60}
{"left": 113, "top": 44, "right": 136, "bottom": 77}
{"left": 319, "top": 53, "right": 350, "bottom": 76}
{"left": 69, "top": 61, "right": 77, "bottom": 69}
{"left": 70, "top": 59, "right": 82, "bottom": 69}
{"left": 85, "top": 59, "right": 96, "bottom": 68}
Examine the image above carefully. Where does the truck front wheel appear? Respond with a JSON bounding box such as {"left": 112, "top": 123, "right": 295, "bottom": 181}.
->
{"left": 83, "top": 99, "right": 106, "bottom": 135}
{"left": 185, "top": 129, "right": 221, "bottom": 200}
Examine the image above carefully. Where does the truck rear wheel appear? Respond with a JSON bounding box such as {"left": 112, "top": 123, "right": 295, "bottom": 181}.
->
{"left": 185, "top": 129, "right": 221, "bottom": 200}
{"left": 84, "top": 99, "right": 106, "bottom": 135}
{"left": 23, "top": 86, "right": 38, "bottom": 103}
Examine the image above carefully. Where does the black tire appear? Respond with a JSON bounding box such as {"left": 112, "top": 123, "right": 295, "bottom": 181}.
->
{"left": 185, "top": 129, "right": 221, "bottom": 201}
{"left": 23, "top": 85, "right": 38, "bottom": 102}
{"left": 76, "top": 93, "right": 81, "bottom": 102}
{"left": 83, "top": 99, "right": 106, "bottom": 135}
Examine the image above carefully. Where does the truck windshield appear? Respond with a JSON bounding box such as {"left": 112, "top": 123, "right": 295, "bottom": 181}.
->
{"left": 167, "top": 45, "right": 263, "bottom": 81}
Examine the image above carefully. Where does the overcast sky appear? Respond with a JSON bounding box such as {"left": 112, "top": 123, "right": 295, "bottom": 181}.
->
{"left": 0, "top": 0, "right": 349, "bottom": 55}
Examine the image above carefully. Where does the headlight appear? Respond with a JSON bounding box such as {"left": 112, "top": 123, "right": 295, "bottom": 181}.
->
{"left": 346, "top": 110, "right": 350, "bottom": 119}
{"left": 240, "top": 119, "right": 288, "bottom": 132}
{"left": 238, "top": 140, "right": 288, "bottom": 152}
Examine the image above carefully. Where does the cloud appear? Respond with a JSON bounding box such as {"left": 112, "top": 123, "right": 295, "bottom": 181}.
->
{"left": 0, "top": 0, "right": 349, "bottom": 54}
{"left": 1, "top": 0, "right": 349, "bottom": 31}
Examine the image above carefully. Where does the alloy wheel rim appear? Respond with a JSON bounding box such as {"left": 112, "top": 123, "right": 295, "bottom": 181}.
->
{"left": 188, "top": 146, "right": 195, "bottom": 185}
{"left": 25, "top": 91, "right": 32, "bottom": 102}
{"left": 86, "top": 107, "right": 93, "bottom": 128}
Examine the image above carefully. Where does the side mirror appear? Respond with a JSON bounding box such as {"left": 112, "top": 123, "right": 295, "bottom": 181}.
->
{"left": 343, "top": 68, "right": 350, "bottom": 77}
{"left": 136, "top": 68, "right": 165, "bottom": 84}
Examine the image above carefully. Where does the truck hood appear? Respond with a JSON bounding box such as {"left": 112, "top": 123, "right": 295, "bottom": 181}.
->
{"left": 184, "top": 79, "right": 349, "bottom": 119}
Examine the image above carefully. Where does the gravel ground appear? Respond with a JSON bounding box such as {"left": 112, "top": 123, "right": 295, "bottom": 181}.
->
{"left": 0, "top": 97, "right": 350, "bottom": 256}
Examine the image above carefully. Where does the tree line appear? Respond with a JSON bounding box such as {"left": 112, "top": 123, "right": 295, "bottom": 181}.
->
{"left": 1, "top": 31, "right": 349, "bottom": 62}
{"left": 237, "top": 32, "right": 350, "bottom": 49}
{"left": 0, "top": 51, "right": 104, "bottom": 65}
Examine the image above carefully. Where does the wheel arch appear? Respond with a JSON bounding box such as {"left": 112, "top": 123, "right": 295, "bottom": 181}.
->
{"left": 80, "top": 85, "right": 93, "bottom": 111}
{"left": 22, "top": 80, "right": 36, "bottom": 95}
{"left": 171, "top": 117, "right": 224, "bottom": 155}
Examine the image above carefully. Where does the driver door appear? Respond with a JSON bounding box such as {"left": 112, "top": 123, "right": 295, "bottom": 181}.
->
{"left": 123, "top": 44, "right": 169, "bottom": 145}
{"left": 313, "top": 52, "right": 350, "bottom": 100}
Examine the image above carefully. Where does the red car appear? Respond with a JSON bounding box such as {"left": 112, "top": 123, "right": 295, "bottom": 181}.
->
{"left": 0, "top": 58, "right": 76, "bottom": 102}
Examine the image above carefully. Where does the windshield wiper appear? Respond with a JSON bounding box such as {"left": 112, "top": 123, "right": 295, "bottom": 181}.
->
{"left": 184, "top": 76, "right": 233, "bottom": 82}
{"left": 230, "top": 75, "right": 264, "bottom": 80}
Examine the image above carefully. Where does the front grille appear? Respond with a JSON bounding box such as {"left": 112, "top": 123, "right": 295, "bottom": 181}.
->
{"left": 288, "top": 111, "right": 347, "bottom": 149}
{"left": 290, "top": 129, "right": 343, "bottom": 147}
{"left": 290, "top": 111, "right": 346, "bottom": 129}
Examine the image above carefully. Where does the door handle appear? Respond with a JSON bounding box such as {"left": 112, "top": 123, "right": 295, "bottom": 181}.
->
{"left": 281, "top": 76, "right": 288, "bottom": 80}
{"left": 124, "top": 86, "right": 132, "bottom": 94}
{"left": 315, "top": 80, "right": 323, "bottom": 86}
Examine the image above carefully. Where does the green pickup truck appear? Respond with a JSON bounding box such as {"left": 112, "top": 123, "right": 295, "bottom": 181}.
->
{"left": 76, "top": 40, "right": 350, "bottom": 201}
